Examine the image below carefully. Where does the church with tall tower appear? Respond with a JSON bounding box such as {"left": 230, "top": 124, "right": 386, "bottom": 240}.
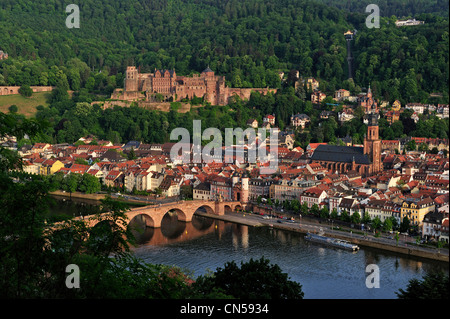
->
{"left": 363, "top": 92, "right": 382, "bottom": 174}
{"left": 310, "top": 87, "right": 382, "bottom": 177}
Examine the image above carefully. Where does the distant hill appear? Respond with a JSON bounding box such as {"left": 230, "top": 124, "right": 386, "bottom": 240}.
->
{"left": 313, "top": 0, "right": 449, "bottom": 17}
{"left": 0, "top": 0, "right": 448, "bottom": 103}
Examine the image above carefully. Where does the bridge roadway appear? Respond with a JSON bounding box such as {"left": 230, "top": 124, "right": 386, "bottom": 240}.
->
{"left": 77, "top": 200, "right": 244, "bottom": 228}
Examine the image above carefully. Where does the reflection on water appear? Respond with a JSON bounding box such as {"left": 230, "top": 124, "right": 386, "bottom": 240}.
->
{"left": 48, "top": 195, "right": 102, "bottom": 219}
{"left": 128, "top": 213, "right": 220, "bottom": 246}
{"left": 132, "top": 214, "right": 448, "bottom": 299}
{"left": 232, "top": 224, "right": 249, "bottom": 251}
{"left": 48, "top": 198, "right": 448, "bottom": 299}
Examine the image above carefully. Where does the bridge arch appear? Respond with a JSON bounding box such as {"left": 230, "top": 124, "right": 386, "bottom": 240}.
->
{"left": 224, "top": 203, "right": 243, "bottom": 213}
{"left": 128, "top": 213, "right": 155, "bottom": 228}
{"left": 163, "top": 208, "right": 188, "bottom": 222}
{"left": 161, "top": 212, "right": 187, "bottom": 239}
{"left": 224, "top": 204, "right": 233, "bottom": 214}
{"left": 191, "top": 214, "right": 215, "bottom": 231}
{"left": 193, "top": 204, "right": 215, "bottom": 215}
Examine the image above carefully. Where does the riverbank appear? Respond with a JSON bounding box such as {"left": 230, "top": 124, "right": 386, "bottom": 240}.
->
{"left": 198, "top": 211, "right": 449, "bottom": 263}
{"left": 50, "top": 190, "right": 105, "bottom": 201}
{"left": 195, "top": 211, "right": 266, "bottom": 227}
{"left": 50, "top": 190, "right": 151, "bottom": 206}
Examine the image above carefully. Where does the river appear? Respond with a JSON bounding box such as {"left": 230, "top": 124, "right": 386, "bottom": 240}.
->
{"left": 50, "top": 198, "right": 448, "bottom": 299}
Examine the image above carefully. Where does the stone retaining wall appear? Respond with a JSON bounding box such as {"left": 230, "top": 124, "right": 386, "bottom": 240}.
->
{"left": 0, "top": 86, "right": 53, "bottom": 96}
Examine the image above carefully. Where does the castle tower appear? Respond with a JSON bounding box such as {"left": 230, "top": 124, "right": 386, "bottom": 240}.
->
{"left": 202, "top": 66, "right": 215, "bottom": 78}
{"left": 364, "top": 113, "right": 382, "bottom": 174}
{"left": 202, "top": 66, "right": 216, "bottom": 104}
{"left": 124, "top": 66, "right": 139, "bottom": 92}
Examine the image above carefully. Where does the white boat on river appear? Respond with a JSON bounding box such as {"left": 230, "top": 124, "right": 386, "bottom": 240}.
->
{"left": 305, "top": 232, "right": 360, "bottom": 252}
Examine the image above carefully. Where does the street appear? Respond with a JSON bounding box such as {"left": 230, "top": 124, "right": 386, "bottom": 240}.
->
{"left": 224, "top": 210, "right": 449, "bottom": 259}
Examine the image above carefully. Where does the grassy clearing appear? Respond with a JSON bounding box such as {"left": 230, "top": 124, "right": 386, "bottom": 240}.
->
{"left": 0, "top": 92, "right": 50, "bottom": 117}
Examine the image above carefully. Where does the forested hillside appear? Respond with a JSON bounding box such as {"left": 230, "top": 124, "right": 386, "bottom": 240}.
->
{"left": 0, "top": 0, "right": 448, "bottom": 103}
{"left": 314, "top": 0, "right": 449, "bottom": 17}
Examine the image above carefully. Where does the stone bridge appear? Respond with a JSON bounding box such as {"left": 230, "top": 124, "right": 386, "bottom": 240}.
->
{"left": 80, "top": 200, "right": 244, "bottom": 229}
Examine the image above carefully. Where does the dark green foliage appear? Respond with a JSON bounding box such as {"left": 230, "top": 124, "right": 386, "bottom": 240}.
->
{"left": 0, "top": 112, "right": 44, "bottom": 171}
{"left": 314, "top": 0, "right": 449, "bottom": 17}
{"left": 18, "top": 85, "right": 33, "bottom": 97}
{"left": 0, "top": 0, "right": 447, "bottom": 102}
{"left": 8, "top": 104, "right": 18, "bottom": 113}
{"left": 396, "top": 271, "right": 449, "bottom": 299}
{"left": 0, "top": 172, "right": 51, "bottom": 297}
{"left": 193, "top": 257, "right": 305, "bottom": 299}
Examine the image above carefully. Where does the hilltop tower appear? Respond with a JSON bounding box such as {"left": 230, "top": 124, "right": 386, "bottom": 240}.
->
{"left": 203, "top": 66, "right": 217, "bottom": 105}
{"left": 124, "top": 66, "right": 139, "bottom": 92}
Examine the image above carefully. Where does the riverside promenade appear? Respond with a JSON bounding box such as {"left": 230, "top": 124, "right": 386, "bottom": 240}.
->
{"left": 196, "top": 210, "right": 449, "bottom": 263}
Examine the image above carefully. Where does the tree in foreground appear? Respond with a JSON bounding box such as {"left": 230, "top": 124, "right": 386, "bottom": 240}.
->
{"left": 396, "top": 271, "right": 449, "bottom": 299}
{"left": 193, "top": 257, "right": 304, "bottom": 299}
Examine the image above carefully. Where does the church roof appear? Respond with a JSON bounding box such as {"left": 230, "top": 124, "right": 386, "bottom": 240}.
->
{"left": 311, "top": 145, "right": 371, "bottom": 165}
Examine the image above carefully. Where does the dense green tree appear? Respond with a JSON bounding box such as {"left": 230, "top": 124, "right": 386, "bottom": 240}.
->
{"left": 310, "top": 203, "right": 320, "bottom": 217}
{"left": 382, "top": 217, "right": 393, "bottom": 232}
{"left": 406, "top": 140, "right": 417, "bottom": 151}
{"left": 79, "top": 173, "right": 101, "bottom": 194}
{"left": 18, "top": 85, "right": 33, "bottom": 97}
{"left": 351, "top": 211, "right": 361, "bottom": 224}
{"left": 400, "top": 216, "right": 411, "bottom": 233}
{"left": 330, "top": 208, "right": 339, "bottom": 220}
{"left": 340, "top": 210, "right": 351, "bottom": 222}
{"left": 300, "top": 202, "right": 309, "bottom": 216}
{"left": 193, "top": 257, "right": 304, "bottom": 299}
{"left": 371, "top": 216, "right": 382, "bottom": 231}
{"left": 8, "top": 105, "right": 18, "bottom": 113}
{"left": 320, "top": 206, "right": 330, "bottom": 219}
{"left": 396, "top": 271, "right": 449, "bottom": 299}
{"left": 63, "top": 173, "right": 80, "bottom": 195}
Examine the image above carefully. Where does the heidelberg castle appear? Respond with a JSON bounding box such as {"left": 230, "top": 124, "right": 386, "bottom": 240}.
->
{"left": 111, "top": 66, "right": 276, "bottom": 106}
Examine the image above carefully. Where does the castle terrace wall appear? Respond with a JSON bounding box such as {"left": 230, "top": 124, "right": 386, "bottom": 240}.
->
{"left": 0, "top": 86, "right": 53, "bottom": 96}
